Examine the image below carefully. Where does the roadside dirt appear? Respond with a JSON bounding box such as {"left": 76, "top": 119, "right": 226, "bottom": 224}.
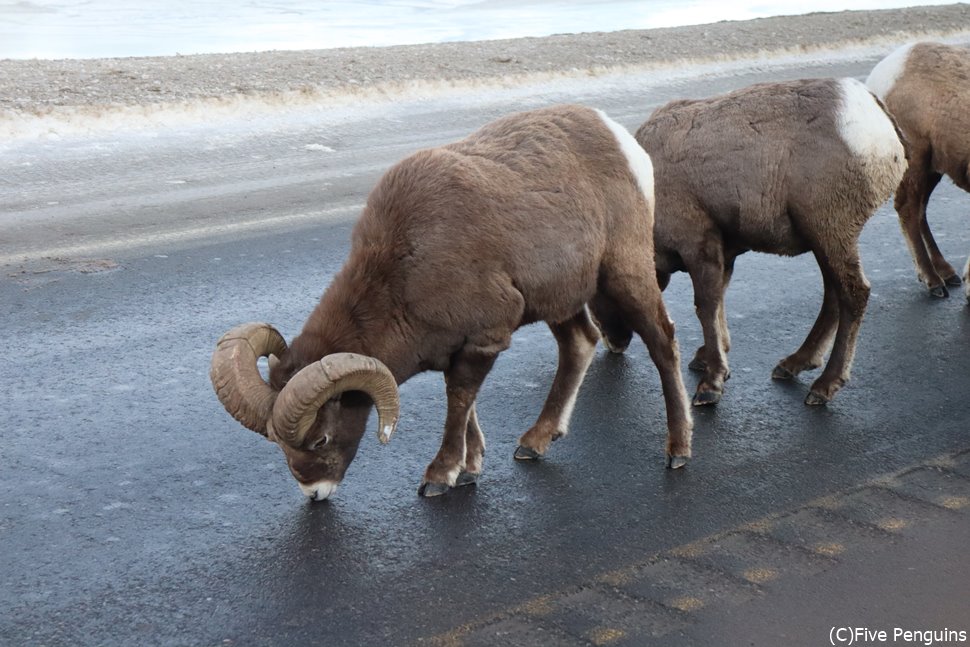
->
{"left": 2, "top": 3, "right": 969, "bottom": 119}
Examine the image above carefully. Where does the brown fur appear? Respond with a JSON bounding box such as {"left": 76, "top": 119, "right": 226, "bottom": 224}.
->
{"left": 271, "top": 104, "right": 693, "bottom": 495}
{"left": 873, "top": 42, "right": 970, "bottom": 296}
{"left": 634, "top": 78, "right": 905, "bottom": 406}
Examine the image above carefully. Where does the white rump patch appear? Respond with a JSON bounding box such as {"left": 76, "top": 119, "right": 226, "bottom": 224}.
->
{"left": 836, "top": 78, "right": 905, "bottom": 162}
{"left": 865, "top": 42, "right": 916, "bottom": 100}
{"left": 298, "top": 479, "right": 339, "bottom": 501}
{"left": 594, "top": 108, "right": 655, "bottom": 208}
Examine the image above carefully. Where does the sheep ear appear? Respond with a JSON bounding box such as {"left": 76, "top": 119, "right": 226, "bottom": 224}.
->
{"left": 268, "top": 354, "right": 280, "bottom": 372}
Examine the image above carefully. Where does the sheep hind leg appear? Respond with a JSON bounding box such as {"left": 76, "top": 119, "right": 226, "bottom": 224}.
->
{"left": 772, "top": 267, "right": 838, "bottom": 380}
{"left": 419, "top": 346, "right": 499, "bottom": 497}
{"left": 804, "top": 246, "right": 871, "bottom": 405}
{"left": 954, "top": 163, "right": 970, "bottom": 305}
{"left": 896, "top": 161, "right": 948, "bottom": 296}
{"left": 601, "top": 276, "right": 693, "bottom": 467}
{"left": 514, "top": 309, "right": 600, "bottom": 460}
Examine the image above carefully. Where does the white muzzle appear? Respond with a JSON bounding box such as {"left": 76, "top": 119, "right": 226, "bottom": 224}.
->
{"left": 298, "top": 480, "right": 339, "bottom": 501}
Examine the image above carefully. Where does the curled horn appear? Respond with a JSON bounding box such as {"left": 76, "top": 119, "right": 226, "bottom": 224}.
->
{"left": 210, "top": 322, "right": 287, "bottom": 437}
{"left": 270, "top": 353, "right": 400, "bottom": 446}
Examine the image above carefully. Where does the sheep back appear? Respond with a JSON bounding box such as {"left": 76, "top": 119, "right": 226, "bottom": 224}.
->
{"left": 866, "top": 42, "right": 970, "bottom": 188}
{"left": 351, "top": 104, "right": 656, "bottom": 332}
{"left": 637, "top": 78, "right": 905, "bottom": 260}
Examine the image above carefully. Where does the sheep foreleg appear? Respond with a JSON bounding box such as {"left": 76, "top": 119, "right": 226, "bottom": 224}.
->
{"left": 688, "top": 262, "right": 731, "bottom": 405}
{"left": 455, "top": 404, "right": 485, "bottom": 486}
{"left": 514, "top": 309, "right": 599, "bottom": 460}
{"left": 918, "top": 209, "right": 960, "bottom": 286}
{"left": 600, "top": 275, "right": 693, "bottom": 467}
{"left": 419, "top": 347, "right": 497, "bottom": 497}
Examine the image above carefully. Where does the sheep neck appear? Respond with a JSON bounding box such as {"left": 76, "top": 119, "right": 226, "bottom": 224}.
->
{"left": 289, "top": 258, "right": 416, "bottom": 384}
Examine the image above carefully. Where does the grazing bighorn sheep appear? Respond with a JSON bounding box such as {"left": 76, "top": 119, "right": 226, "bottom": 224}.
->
{"left": 211, "top": 104, "right": 693, "bottom": 500}
{"left": 622, "top": 78, "right": 905, "bottom": 406}
{"left": 866, "top": 41, "right": 970, "bottom": 300}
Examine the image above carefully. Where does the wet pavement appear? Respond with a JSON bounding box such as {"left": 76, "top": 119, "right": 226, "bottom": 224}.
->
{"left": 433, "top": 453, "right": 970, "bottom": 646}
{"left": 2, "top": 51, "right": 970, "bottom": 646}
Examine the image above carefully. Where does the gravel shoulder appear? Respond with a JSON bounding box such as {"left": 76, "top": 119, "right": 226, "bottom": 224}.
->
{"left": 1, "top": 4, "right": 970, "bottom": 120}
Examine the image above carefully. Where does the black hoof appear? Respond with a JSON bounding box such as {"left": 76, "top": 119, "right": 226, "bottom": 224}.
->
{"left": 929, "top": 284, "right": 949, "bottom": 298}
{"left": 688, "top": 357, "right": 707, "bottom": 372}
{"left": 771, "top": 364, "right": 795, "bottom": 380}
{"left": 418, "top": 481, "right": 451, "bottom": 497}
{"left": 944, "top": 274, "right": 962, "bottom": 287}
{"left": 666, "top": 455, "right": 689, "bottom": 469}
{"left": 804, "top": 391, "right": 829, "bottom": 406}
{"left": 692, "top": 389, "right": 720, "bottom": 406}
{"left": 514, "top": 445, "right": 542, "bottom": 461}
{"left": 455, "top": 471, "right": 480, "bottom": 487}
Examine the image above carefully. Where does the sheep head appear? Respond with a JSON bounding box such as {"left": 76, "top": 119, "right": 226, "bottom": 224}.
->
{"left": 210, "top": 322, "right": 400, "bottom": 500}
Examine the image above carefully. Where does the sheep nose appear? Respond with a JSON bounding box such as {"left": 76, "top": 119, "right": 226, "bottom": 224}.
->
{"left": 298, "top": 480, "right": 339, "bottom": 501}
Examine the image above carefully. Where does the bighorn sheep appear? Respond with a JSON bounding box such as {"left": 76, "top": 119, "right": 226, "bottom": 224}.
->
{"left": 622, "top": 78, "right": 905, "bottom": 406}
{"left": 866, "top": 41, "right": 970, "bottom": 300}
{"left": 211, "top": 104, "right": 693, "bottom": 500}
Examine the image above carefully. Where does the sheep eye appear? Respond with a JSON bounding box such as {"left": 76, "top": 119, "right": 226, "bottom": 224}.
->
{"left": 309, "top": 435, "right": 330, "bottom": 451}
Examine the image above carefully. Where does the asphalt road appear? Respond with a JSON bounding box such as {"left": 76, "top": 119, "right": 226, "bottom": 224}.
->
{"left": 2, "top": 51, "right": 970, "bottom": 647}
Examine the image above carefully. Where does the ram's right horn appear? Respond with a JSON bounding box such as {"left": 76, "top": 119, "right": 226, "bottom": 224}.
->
{"left": 210, "top": 322, "right": 288, "bottom": 437}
